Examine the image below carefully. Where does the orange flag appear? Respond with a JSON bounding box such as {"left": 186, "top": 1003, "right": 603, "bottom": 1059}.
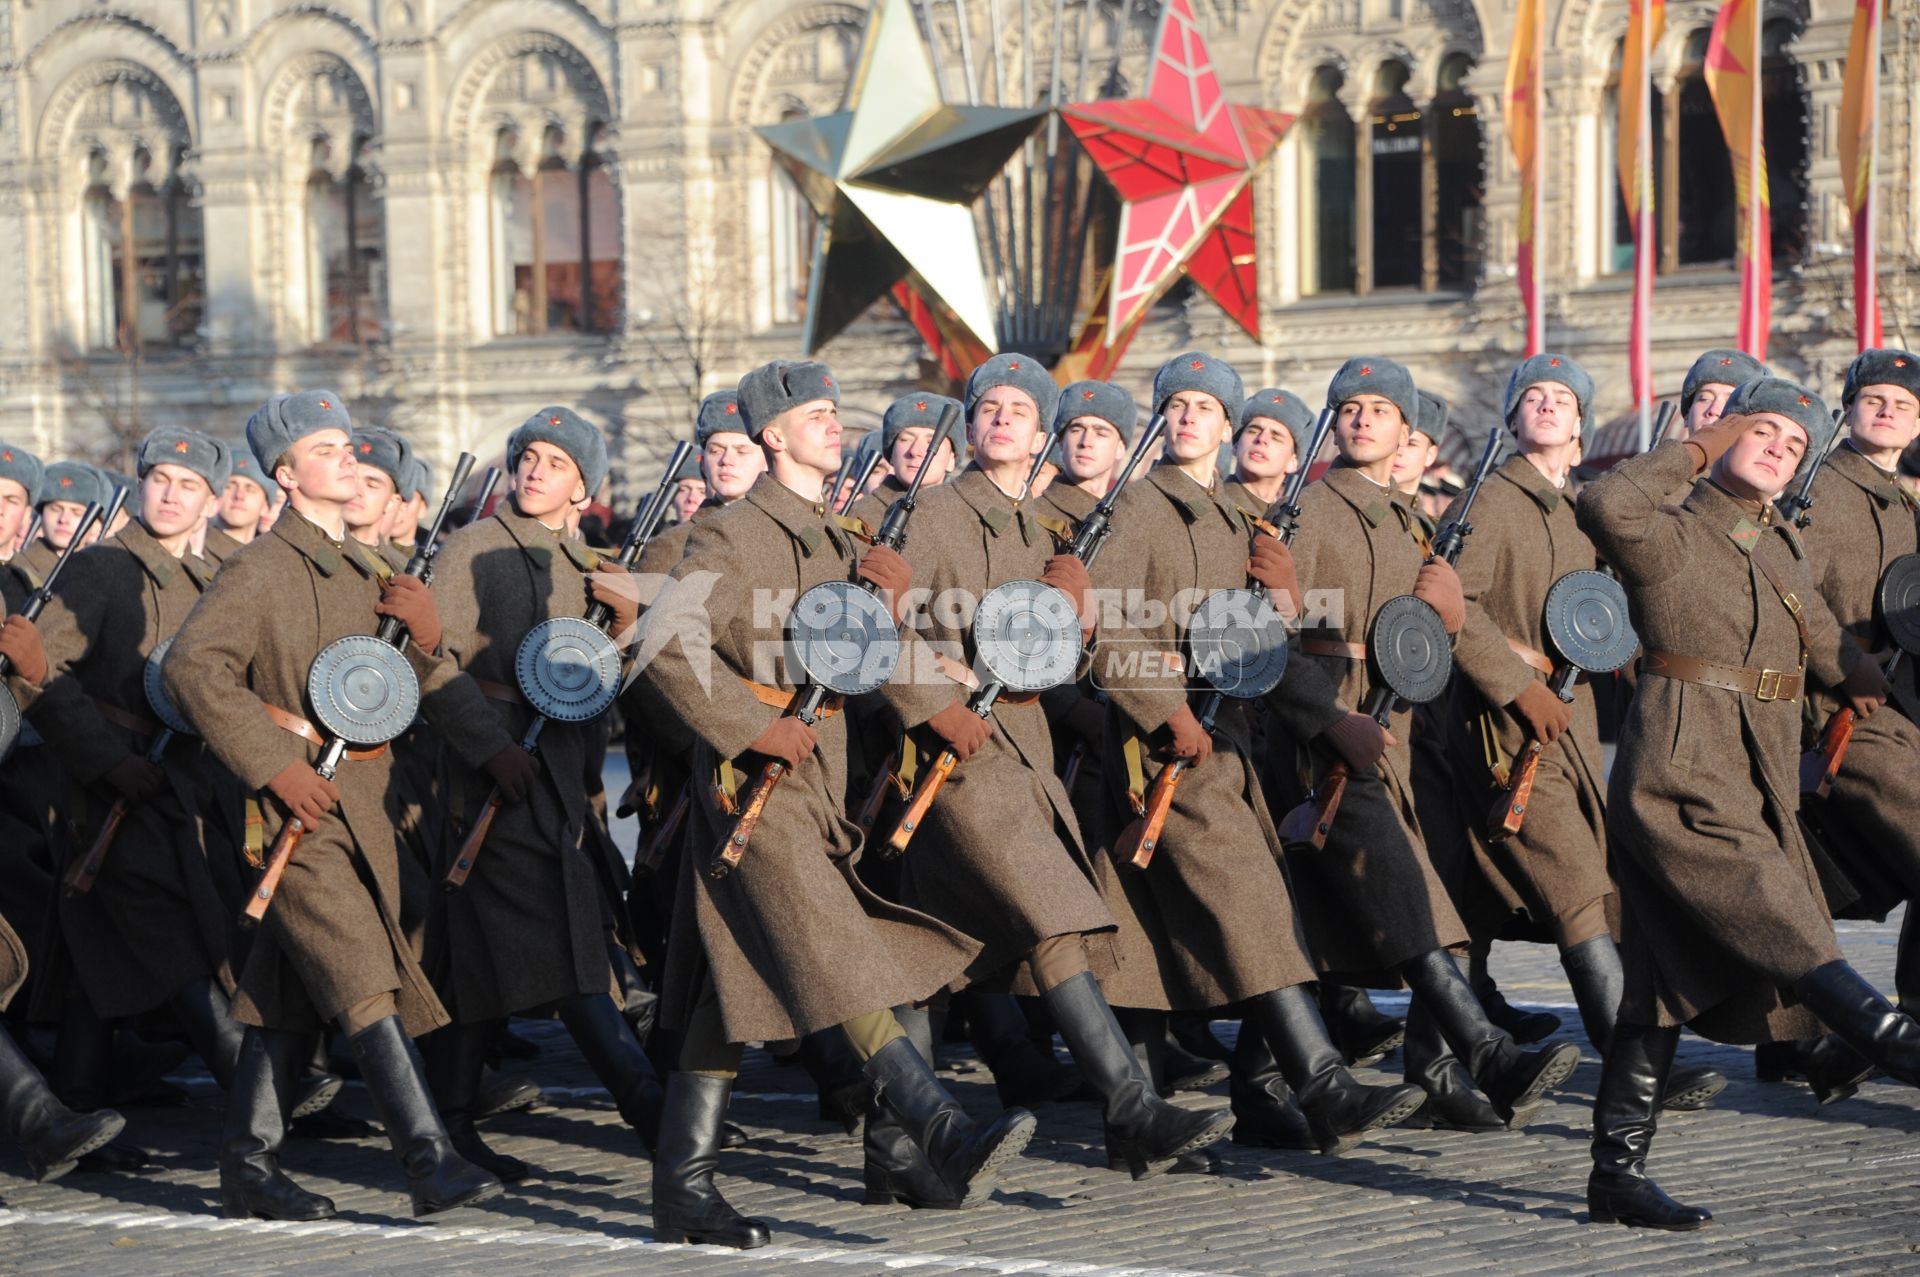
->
{"left": 1840, "top": 0, "right": 1883, "bottom": 350}
{"left": 1505, "top": 0, "right": 1546, "bottom": 356}
{"left": 1704, "top": 0, "right": 1771, "bottom": 359}
{"left": 1617, "top": 0, "right": 1665, "bottom": 418}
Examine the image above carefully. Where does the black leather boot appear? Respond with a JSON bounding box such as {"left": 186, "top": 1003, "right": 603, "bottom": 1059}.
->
{"left": 1793, "top": 960, "right": 1920, "bottom": 1087}
{"left": 1169, "top": 1012, "right": 1233, "bottom": 1062}
{"left": 0, "top": 1023, "right": 125, "bottom": 1182}
{"left": 1104, "top": 1009, "right": 1218, "bottom": 1172}
{"left": 558, "top": 993, "right": 666, "bottom": 1150}
{"left": 166, "top": 977, "right": 247, "bottom": 1090}
{"left": 1400, "top": 996, "right": 1504, "bottom": 1132}
{"left": 1244, "top": 985, "right": 1424, "bottom": 1155}
{"left": 1318, "top": 982, "right": 1405, "bottom": 1066}
{"left": 1562, "top": 935, "right": 1727, "bottom": 1113}
{"left": 1227, "top": 1023, "right": 1315, "bottom": 1150}
{"left": 220, "top": 1027, "right": 337, "bottom": 1220}
{"left": 866, "top": 1035, "right": 1036, "bottom": 1205}
{"left": 1587, "top": 1021, "right": 1711, "bottom": 1230}
{"left": 1045, "top": 973, "right": 1231, "bottom": 1179}
{"left": 350, "top": 1016, "right": 503, "bottom": 1217}
{"left": 652, "top": 1071, "right": 771, "bottom": 1247}
{"left": 863, "top": 1008, "right": 961, "bottom": 1208}
{"left": 1402, "top": 949, "right": 1579, "bottom": 1128}
{"left": 1160, "top": 1032, "right": 1230, "bottom": 1093}
{"left": 474, "top": 1066, "right": 542, "bottom": 1119}
{"left": 1472, "top": 974, "right": 1561, "bottom": 1044}
{"left": 797, "top": 1026, "right": 870, "bottom": 1136}
{"left": 424, "top": 1021, "right": 531, "bottom": 1182}
{"left": 958, "top": 989, "right": 1082, "bottom": 1108}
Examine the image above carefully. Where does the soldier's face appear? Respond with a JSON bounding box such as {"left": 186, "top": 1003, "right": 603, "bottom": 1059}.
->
{"left": 1391, "top": 431, "right": 1438, "bottom": 491}
{"left": 514, "top": 441, "right": 586, "bottom": 519}
{"left": 1687, "top": 383, "right": 1738, "bottom": 434}
{"left": 672, "top": 479, "right": 707, "bottom": 521}
{"left": 702, "top": 432, "right": 765, "bottom": 500}
{"left": 219, "top": 476, "right": 268, "bottom": 530}
{"left": 345, "top": 468, "right": 399, "bottom": 531}
{"left": 141, "top": 463, "right": 215, "bottom": 539}
{"left": 1233, "top": 420, "right": 1298, "bottom": 482}
{"left": 1062, "top": 418, "right": 1125, "bottom": 483}
{"left": 1335, "top": 396, "right": 1409, "bottom": 466}
{"left": 0, "top": 478, "right": 27, "bottom": 553}
{"left": 279, "top": 429, "right": 358, "bottom": 506}
{"left": 766, "top": 399, "right": 841, "bottom": 476}
{"left": 969, "top": 390, "right": 1041, "bottom": 469}
{"left": 890, "top": 427, "right": 953, "bottom": 488}
{"left": 1163, "top": 392, "right": 1228, "bottom": 464}
{"left": 1513, "top": 382, "right": 1580, "bottom": 451}
{"left": 42, "top": 499, "right": 90, "bottom": 549}
{"left": 1850, "top": 384, "right": 1920, "bottom": 454}
{"left": 1715, "top": 413, "right": 1807, "bottom": 499}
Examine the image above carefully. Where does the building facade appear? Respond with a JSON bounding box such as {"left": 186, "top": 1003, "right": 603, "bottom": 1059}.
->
{"left": 0, "top": 0, "right": 1913, "bottom": 490}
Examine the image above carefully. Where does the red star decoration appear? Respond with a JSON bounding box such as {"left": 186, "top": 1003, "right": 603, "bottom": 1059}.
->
{"left": 1897, "top": 358, "right": 1910, "bottom": 368}
{"left": 1718, "top": 357, "right": 1734, "bottom": 366}
{"left": 360, "top": 443, "right": 373, "bottom": 454}
{"left": 1548, "top": 357, "right": 1561, "bottom": 367}
{"left": 1062, "top": 0, "right": 1292, "bottom": 344}
{"left": 1083, "top": 390, "right": 1097, "bottom": 400}
{"left": 1190, "top": 359, "right": 1206, "bottom": 370}
{"left": 1270, "top": 395, "right": 1284, "bottom": 403}
{"left": 175, "top": 441, "right": 191, "bottom": 453}
{"left": 319, "top": 399, "right": 331, "bottom": 408}
{"left": 549, "top": 415, "right": 562, "bottom": 425}
{"left": 725, "top": 403, "right": 738, "bottom": 414}
{"left": 1798, "top": 395, "right": 1812, "bottom": 406}
{"left": 59, "top": 477, "right": 72, "bottom": 488}
{"left": 3, "top": 451, "right": 14, "bottom": 461}
{"left": 915, "top": 401, "right": 928, "bottom": 411}
{"left": 823, "top": 376, "right": 833, "bottom": 388}
{"left": 1359, "top": 366, "right": 1373, "bottom": 376}
{"left": 1008, "top": 362, "right": 1022, "bottom": 371}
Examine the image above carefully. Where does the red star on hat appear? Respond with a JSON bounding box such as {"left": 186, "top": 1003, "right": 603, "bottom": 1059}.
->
{"left": 59, "top": 477, "right": 72, "bottom": 488}
{"left": 1798, "top": 395, "right": 1812, "bottom": 407}
{"left": 2, "top": 451, "right": 12, "bottom": 462}
{"left": 1271, "top": 395, "right": 1284, "bottom": 403}
{"left": 548, "top": 415, "right": 562, "bottom": 425}
{"left": 1007, "top": 362, "right": 1021, "bottom": 371}
{"left": 359, "top": 442, "right": 373, "bottom": 454}
{"left": 1359, "top": 366, "right": 1373, "bottom": 376}
{"left": 915, "top": 400, "right": 928, "bottom": 411}
{"left": 1718, "top": 357, "right": 1734, "bottom": 366}
{"left": 1190, "top": 359, "right": 1205, "bottom": 370}
{"left": 823, "top": 376, "right": 834, "bottom": 387}
{"left": 1548, "top": 357, "right": 1562, "bottom": 367}
{"left": 319, "top": 399, "right": 331, "bottom": 408}
{"left": 1082, "top": 390, "right": 1097, "bottom": 400}
{"left": 724, "top": 403, "right": 738, "bottom": 415}
{"left": 174, "top": 440, "right": 191, "bottom": 453}
{"left": 1897, "top": 358, "right": 1910, "bottom": 368}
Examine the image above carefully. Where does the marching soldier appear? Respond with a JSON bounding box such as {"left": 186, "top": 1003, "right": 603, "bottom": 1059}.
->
{"left": 1227, "top": 389, "right": 1306, "bottom": 510}
{"left": 203, "top": 449, "right": 273, "bottom": 563}
{"left": 343, "top": 427, "right": 413, "bottom": 569}
{"left": 423, "top": 406, "right": 672, "bottom": 1180}
{"left": 390, "top": 455, "right": 433, "bottom": 552}
{"left": 847, "top": 392, "right": 960, "bottom": 525}
{"left": 636, "top": 358, "right": 1034, "bottom": 1247}
{"left": 164, "top": 390, "right": 501, "bottom": 1222}
{"left": 1442, "top": 355, "right": 1724, "bottom": 1109}
{"left": 1573, "top": 379, "right": 1913, "bottom": 1228}
{"left": 1265, "top": 355, "right": 1581, "bottom": 1130}
{"left": 1085, "top": 352, "right": 1428, "bottom": 1157}
{"left": 1680, "top": 348, "right": 1767, "bottom": 436}
{"left": 879, "top": 354, "right": 1232, "bottom": 1187}
{"left": 1765, "top": 349, "right": 1920, "bottom": 1088}
{"left": 23, "top": 463, "right": 112, "bottom": 577}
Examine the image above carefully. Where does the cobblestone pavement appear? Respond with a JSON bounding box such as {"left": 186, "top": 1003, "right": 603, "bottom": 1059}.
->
{"left": 1, "top": 909, "right": 1916, "bottom": 1276}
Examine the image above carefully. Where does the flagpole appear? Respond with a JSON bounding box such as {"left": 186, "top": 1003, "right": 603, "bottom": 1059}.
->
{"left": 1530, "top": 27, "right": 1545, "bottom": 357}
{"left": 1859, "top": 0, "right": 1881, "bottom": 351}
{"left": 1634, "top": 30, "right": 1654, "bottom": 451}
{"left": 1746, "top": 3, "right": 1763, "bottom": 356}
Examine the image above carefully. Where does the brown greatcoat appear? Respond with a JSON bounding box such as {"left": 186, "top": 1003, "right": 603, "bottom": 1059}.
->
{"left": 845, "top": 472, "right": 913, "bottom": 533}
{"left": 424, "top": 506, "right": 617, "bottom": 1020}
{"left": 201, "top": 525, "right": 245, "bottom": 565}
{"left": 0, "top": 562, "right": 61, "bottom": 990}
{"left": 1086, "top": 464, "right": 1318, "bottom": 1010}
{"left": 1795, "top": 443, "right": 1920, "bottom": 913}
{"left": 0, "top": 573, "right": 43, "bottom": 1010}
{"left": 880, "top": 467, "right": 1116, "bottom": 984}
{"left": 1262, "top": 461, "right": 1468, "bottom": 981}
{"left": 163, "top": 509, "right": 455, "bottom": 1037}
{"left": 638, "top": 473, "right": 979, "bottom": 1044}
{"left": 1442, "top": 454, "right": 1617, "bottom": 942}
{"left": 26, "top": 521, "right": 239, "bottom": 1018}
{"left": 1576, "top": 439, "right": 1859, "bottom": 1042}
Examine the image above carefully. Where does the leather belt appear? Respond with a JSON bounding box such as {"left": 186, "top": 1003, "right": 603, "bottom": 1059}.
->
{"left": 1640, "top": 650, "right": 1802, "bottom": 703}
{"left": 738, "top": 677, "right": 843, "bottom": 719}
{"left": 1505, "top": 637, "right": 1554, "bottom": 676}
{"left": 92, "top": 697, "right": 159, "bottom": 738}
{"left": 263, "top": 703, "right": 390, "bottom": 760}
{"left": 932, "top": 652, "right": 1041, "bottom": 706}
{"left": 473, "top": 677, "right": 525, "bottom": 706}
{"left": 1300, "top": 637, "right": 1366, "bottom": 660}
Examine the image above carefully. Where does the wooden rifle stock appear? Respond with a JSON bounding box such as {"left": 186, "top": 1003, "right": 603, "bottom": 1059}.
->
{"left": 638, "top": 782, "right": 692, "bottom": 872}
{"left": 1119, "top": 757, "right": 1186, "bottom": 869}
{"left": 1488, "top": 740, "right": 1543, "bottom": 842}
{"left": 1801, "top": 709, "right": 1856, "bottom": 799}
{"left": 64, "top": 800, "right": 129, "bottom": 896}
{"left": 443, "top": 788, "right": 504, "bottom": 891}
{"left": 852, "top": 748, "right": 898, "bottom": 833}
{"left": 1278, "top": 760, "right": 1350, "bottom": 851}
{"left": 245, "top": 815, "right": 307, "bottom": 923}
{"left": 885, "top": 748, "right": 957, "bottom": 857}
{"left": 710, "top": 760, "right": 785, "bottom": 878}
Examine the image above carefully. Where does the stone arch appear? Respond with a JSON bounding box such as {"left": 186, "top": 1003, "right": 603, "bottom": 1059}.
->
{"left": 42, "top": 60, "right": 194, "bottom": 195}
{"left": 32, "top": 20, "right": 195, "bottom": 162}
{"left": 448, "top": 29, "right": 615, "bottom": 171}
{"left": 245, "top": 7, "right": 382, "bottom": 149}
{"left": 725, "top": 2, "right": 865, "bottom": 126}
{"left": 437, "top": 0, "right": 618, "bottom": 119}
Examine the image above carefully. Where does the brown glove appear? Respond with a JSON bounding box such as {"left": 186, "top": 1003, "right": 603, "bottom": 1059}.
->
{"left": 267, "top": 760, "right": 340, "bottom": 827}
{"left": 748, "top": 717, "right": 818, "bottom": 769}
{"left": 103, "top": 753, "right": 165, "bottom": 802}
{"left": 375, "top": 574, "right": 443, "bottom": 654}
{"left": 1321, "top": 711, "right": 1395, "bottom": 773}
{"left": 1039, "top": 554, "right": 1096, "bottom": 634}
{"left": 1248, "top": 537, "right": 1301, "bottom": 619}
{"left": 1162, "top": 704, "right": 1213, "bottom": 767}
{"left": 484, "top": 745, "right": 539, "bottom": 802}
{"left": 927, "top": 701, "right": 991, "bottom": 762}
{"left": 1511, "top": 680, "right": 1573, "bottom": 744}
{"left": 589, "top": 562, "right": 641, "bottom": 641}
{"left": 857, "top": 546, "right": 914, "bottom": 627}
{"left": 1413, "top": 560, "right": 1466, "bottom": 635}
{"left": 1840, "top": 654, "right": 1890, "bottom": 719}
{"left": 0, "top": 615, "right": 48, "bottom": 686}
{"left": 1685, "top": 413, "right": 1756, "bottom": 474}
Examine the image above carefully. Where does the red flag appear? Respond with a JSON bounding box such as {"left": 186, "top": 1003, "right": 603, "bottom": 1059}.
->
{"left": 1505, "top": 0, "right": 1546, "bottom": 356}
{"left": 1617, "top": 0, "right": 1665, "bottom": 413}
{"left": 1840, "top": 0, "right": 1883, "bottom": 350}
{"left": 1704, "top": 0, "right": 1771, "bottom": 359}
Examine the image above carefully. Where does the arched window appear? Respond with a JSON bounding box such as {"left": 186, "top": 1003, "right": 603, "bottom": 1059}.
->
{"left": 1667, "top": 27, "right": 1734, "bottom": 268}
{"left": 1301, "top": 65, "right": 1356, "bottom": 295}
{"left": 81, "top": 147, "right": 204, "bottom": 353}
{"left": 1761, "top": 19, "right": 1810, "bottom": 268}
{"left": 306, "top": 140, "right": 386, "bottom": 345}
{"left": 490, "top": 125, "right": 620, "bottom": 337}
{"left": 1431, "top": 53, "right": 1483, "bottom": 289}
{"left": 1369, "top": 61, "right": 1422, "bottom": 289}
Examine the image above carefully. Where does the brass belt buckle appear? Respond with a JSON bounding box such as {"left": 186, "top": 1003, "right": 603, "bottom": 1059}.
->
{"left": 1756, "top": 669, "right": 1785, "bottom": 701}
